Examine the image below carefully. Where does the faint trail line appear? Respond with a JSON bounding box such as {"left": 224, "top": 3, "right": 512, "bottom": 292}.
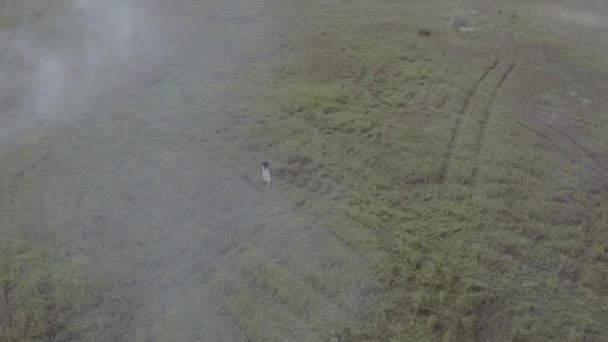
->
{"left": 525, "top": 114, "right": 608, "bottom": 175}
{"left": 461, "top": 58, "right": 500, "bottom": 115}
{"left": 561, "top": 131, "right": 608, "bottom": 174}
{"left": 471, "top": 62, "right": 517, "bottom": 185}
{"left": 511, "top": 118, "right": 577, "bottom": 164}
{"left": 435, "top": 93, "right": 450, "bottom": 109}
{"left": 242, "top": 258, "right": 353, "bottom": 322}
{"left": 438, "top": 56, "right": 499, "bottom": 183}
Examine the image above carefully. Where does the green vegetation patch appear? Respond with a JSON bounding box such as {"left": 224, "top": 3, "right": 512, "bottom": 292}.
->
{"left": 231, "top": 0, "right": 608, "bottom": 340}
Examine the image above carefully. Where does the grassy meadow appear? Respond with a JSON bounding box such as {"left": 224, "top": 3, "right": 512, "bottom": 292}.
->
{"left": 1, "top": 0, "right": 607, "bottom": 341}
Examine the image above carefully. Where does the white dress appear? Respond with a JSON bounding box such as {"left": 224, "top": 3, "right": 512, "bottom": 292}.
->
{"left": 262, "top": 167, "right": 271, "bottom": 186}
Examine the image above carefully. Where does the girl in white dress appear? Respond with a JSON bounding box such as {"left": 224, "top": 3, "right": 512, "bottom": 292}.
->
{"left": 262, "top": 161, "right": 271, "bottom": 188}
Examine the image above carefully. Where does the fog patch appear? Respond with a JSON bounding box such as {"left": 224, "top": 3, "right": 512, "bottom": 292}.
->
{"left": 0, "top": 0, "right": 162, "bottom": 143}
{"left": 547, "top": 5, "right": 608, "bottom": 29}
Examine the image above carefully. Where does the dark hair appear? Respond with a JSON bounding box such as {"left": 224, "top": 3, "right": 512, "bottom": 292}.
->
{"left": 262, "top": 161, "right": 269, "bottom": 168}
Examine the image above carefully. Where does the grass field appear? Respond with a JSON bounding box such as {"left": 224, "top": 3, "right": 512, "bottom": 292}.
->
{"left": 1, "top": 0, "right": 607, "bottom": 341}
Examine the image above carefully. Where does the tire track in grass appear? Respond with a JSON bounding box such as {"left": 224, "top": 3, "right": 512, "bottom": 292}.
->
{"left": 471, "top": 62, "right": 517, "bottom": 185}
{"left": 256, "top": 221, "right": 375, "bottom": 315}
{"left": 520, "top": 110, "right": 608, "bottom": 175}
{"left": 560, "top": 131, "right": 608, "bottom": 174}
{"left": 242, "top": 253, "right": 352, "bottom": 322}
{"left": 439, "top": 56, "right": 499, "bottom": 183}
{"left": 195, "top": 211, "right": 369, "bottom": 340}
{"left": 511, "top": 118, "right": 578, "bottom": 164}
{"left": 210, "top": 259, "right": 328, "bottom": 341}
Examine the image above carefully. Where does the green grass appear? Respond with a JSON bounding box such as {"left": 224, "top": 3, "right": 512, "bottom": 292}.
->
{"left": 226, "top": 0, "right": 608, "bottom": 340}
{"left": 1, "top": 0, "right": 608, "bottom": 341}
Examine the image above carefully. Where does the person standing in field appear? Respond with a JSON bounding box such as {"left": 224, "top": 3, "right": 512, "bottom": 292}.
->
{"left": 262, "top": 161, "right": 271, "bottom": 188}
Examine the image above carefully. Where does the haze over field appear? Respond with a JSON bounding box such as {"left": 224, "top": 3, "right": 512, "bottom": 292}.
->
{"left": 0, "top": 0, "right": 607, "bottom": 341}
